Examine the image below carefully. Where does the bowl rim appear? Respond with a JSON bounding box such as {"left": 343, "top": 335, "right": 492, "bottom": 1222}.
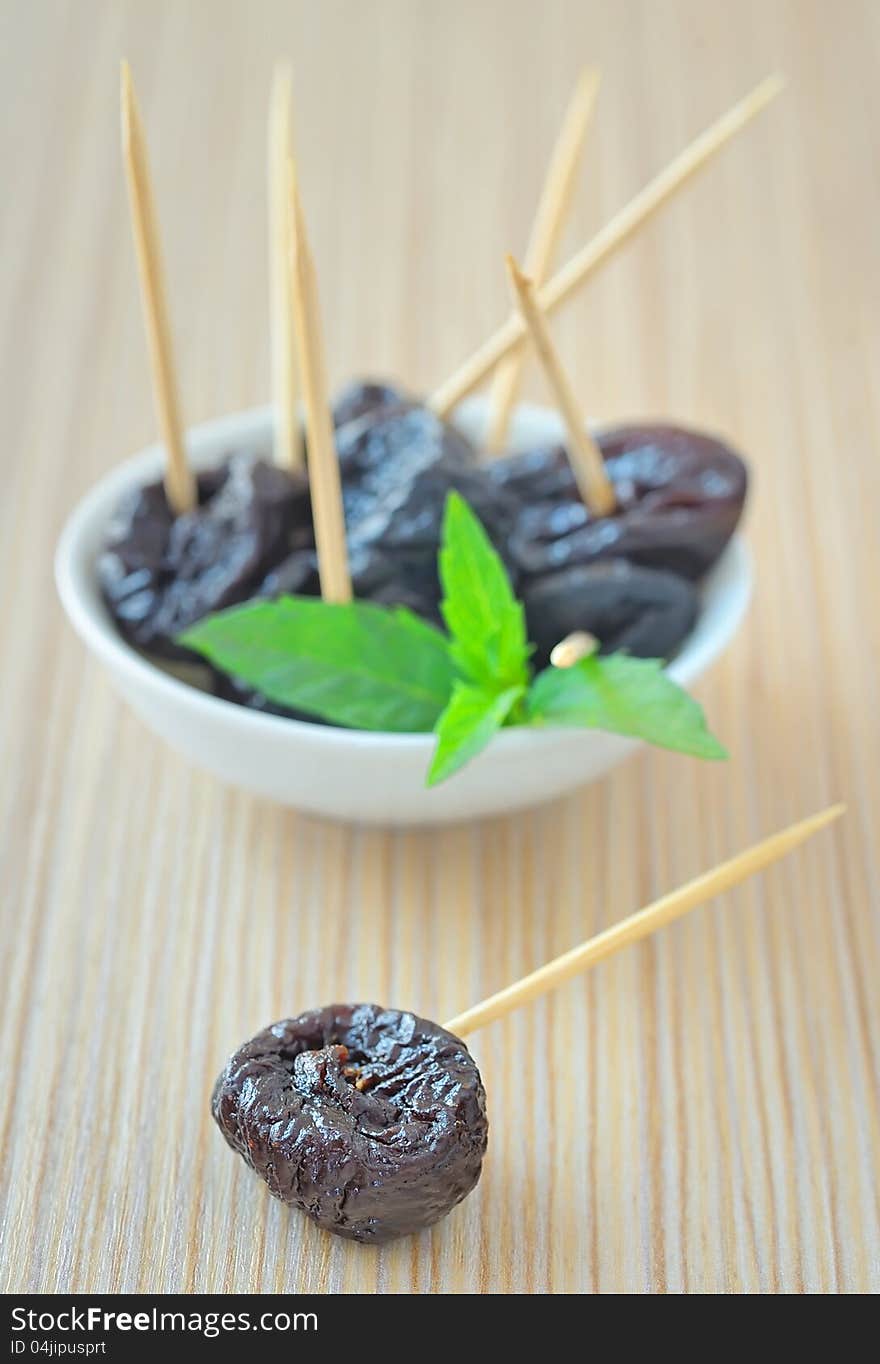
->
{"left": 54, "top": 400, "right": 753, "bottom": 755}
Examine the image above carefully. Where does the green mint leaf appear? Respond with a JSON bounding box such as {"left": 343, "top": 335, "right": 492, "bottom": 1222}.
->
{"left": 439, "top": 491, "right": 530, "bottom": 690}
{"left": 526, "top": 653, "right": 727, "bottom": 760}
{"left": 427, "top": 682, "right": 525, "bottom": 787}
{"left": 180, "top": 597, "right": 455, "bottom": 733}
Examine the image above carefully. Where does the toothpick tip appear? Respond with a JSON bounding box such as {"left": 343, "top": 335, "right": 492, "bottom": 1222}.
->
{"left": 778, "top": 803, "right": 845, "bottom": 850}
{"left": 801, "top": 803, "right": 845, "bottom": 830}
{"left": 120, "top": 60, "right": 137, "bottom": 145}
{"left": 505, "top": 252, "right": 529, "bottom": 288}
{"left": 753, "top": 71, "right": 787, "bottom": 105}
{"left": 576, "top": 65, "right": 602, "bottom": 99}
{"left": 270, "top": 59, "right": 294, "bottom": 119}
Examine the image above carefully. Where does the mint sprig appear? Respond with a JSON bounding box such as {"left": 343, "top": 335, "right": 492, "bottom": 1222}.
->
{"left": 527, "top": 653, "right": 727, "bottom": 760}
{"left": 439, "top": 491, "right": 530, "bottom": 691}
{"left": 178, "top": 491, "right": 727, "bottom": 786}
{"left": 427, "top": 682, "right": 526, "bottom": 787}
{"left": 179, "top": 597, "right": 454, "bottom": 733}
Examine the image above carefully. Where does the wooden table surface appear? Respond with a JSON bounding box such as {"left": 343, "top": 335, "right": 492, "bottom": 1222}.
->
{"left": 1, "top": 0, "right": 878, "bottom": 1295}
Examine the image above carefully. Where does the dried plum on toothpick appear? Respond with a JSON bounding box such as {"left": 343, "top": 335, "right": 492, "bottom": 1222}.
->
{"left": 213, "top": 1005, "right": 487, "bottom": 1243}
{"left": 493, "top": 425, "right": 748, "bottom": 582}
{"left": 212, "top": 809, "right": 842, "bottom": 1243}
{"left": 498, "top": 254, "right": 745, "bottom": 661}
{"left": 99, "top": 456, "right": 311, "bottom": 657}
{"left": 338, "top": 402, "right": 520, "bottom": 620}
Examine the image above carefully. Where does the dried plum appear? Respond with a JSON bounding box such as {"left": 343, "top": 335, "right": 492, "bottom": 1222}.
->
{"left": 332, "top": 379, "right": 408, "bottom": 430}
{"left": 212, "top": 1004, "right": 488, "bottom": 1243}
{"left": 491, "top": 424, "right": 748, "bottom": 581}
{"left": 100, "top": 397, "right": 739, "bottom": 730}
{"left": 99, "top": 395, "right": 511, "bottom": 672}
{"left": 366, "top": 577, "right": 445, "bottom": 626}
{"left": 256, "top": 542, "right": 401, "bottom": 604}
{"left": 523, "top": 560, "right": 699, "bottom": 667}
{"left": 338, "top": 401, "right": 475, "bottom": 524}
{"left": 337, "top": 403, "right": 520, "bottom": 615}
{"left": 257, "top": 547, "right": 319, "bottom": 598}
{"left": 100, "top": 455, "right": 312, "bottom": 657}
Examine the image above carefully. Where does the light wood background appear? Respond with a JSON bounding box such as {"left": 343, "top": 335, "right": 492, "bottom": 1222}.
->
{"left": 1, "top": 0, "right": 878, "bottom": 1295}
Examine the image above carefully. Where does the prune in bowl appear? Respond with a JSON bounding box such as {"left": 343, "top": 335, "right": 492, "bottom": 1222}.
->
{"left": 337, "top": 400, "right": 477, "bottom": 529}
{"left": 332, "top": 379, "right": 409, "bottom": 430}
{"left": 493, "top": 423, "right": 748, "bottom": 582}
{"left": 212, "top": 1004, "right": 489, "bottom": 1243}
{"left": 337, "top": 402, "right": 520, "bottom": 618}
{"left": 99, "top": 455, "right": 311, "bottom": 658}
{"left": 523, "top": 560, "right": 699, "bottom": 669}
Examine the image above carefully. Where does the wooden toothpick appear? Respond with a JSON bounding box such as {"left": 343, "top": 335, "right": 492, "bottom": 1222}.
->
{"left": 430, "top": 74, "right": 785, "bottom": 419}
{"left": 288, "top": 164, "right": 352, "bottom": 603}
{"left": 506, "top": 254, "right": 615, "bottom": 516}
{"left": 485, "top": 67, "right": 600, "bottom": 453}
{"left": 120, "top": 61, "right": 195, "bottom": 515}
{"left": 550, "top": 631, "right": 598, "bottom": 668}
{"left": 443, "top": 805, "right": 843, "bottom": 1038}
{"left": 268, "top": 63, "right": 303, "bottom": 471}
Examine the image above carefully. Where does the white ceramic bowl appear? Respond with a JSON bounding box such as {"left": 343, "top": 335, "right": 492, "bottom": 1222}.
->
{"left": 55, "top": 399, "right": 752, "bottom": 825}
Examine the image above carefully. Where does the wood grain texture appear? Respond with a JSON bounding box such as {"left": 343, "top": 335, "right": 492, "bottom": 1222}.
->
{"left": 0, "top": 0, "right": 877, "bottom": 1295}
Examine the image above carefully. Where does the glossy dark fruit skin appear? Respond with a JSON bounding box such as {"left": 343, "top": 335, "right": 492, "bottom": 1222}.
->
{"left": 338, "top": 401, "right": 476, "bottom": 531}
{"left": 337, "top": 402, "right": 520, "bottom": 618}
{"left": 99, "top": 455, "right": 311, "bottom": 657}
{"left": 95, "top": 398, "right": 501, "bottom": 707}
{"left": 257, "top": 546, "right": 319, "bottom": 599}
{"left": 491, "top": 423, "right": 748, "bottom": 582}
{"left": 523, "top": 560, "right": 699, "bottom": 668}
{"left": 99, "top": 395, "right": 746, "bottom": 725}
{"left": 332, "top": 379, "right": 408, "bottom": 430}
{"left": 213, "top": 1004, "right": 488, "bottom": 1244}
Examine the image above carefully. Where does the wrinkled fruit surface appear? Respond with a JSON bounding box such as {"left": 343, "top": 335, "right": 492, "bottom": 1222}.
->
{"left": 491, "top": 423, "right": 748, "bottom": 581}
{"left": 212, "top": 1004, "right": 489, "bottom": 1243}
{"left": 335, "top": 401, "right": 519, "bottom": 618}
{"left": 246, "top": 402, "right": 518, "bottom": 622}
{"left": 99, "top": 456, "right": 311, "bottom": 656}
{"left": 100, "top": 392, "right": 749, "bottom": 717}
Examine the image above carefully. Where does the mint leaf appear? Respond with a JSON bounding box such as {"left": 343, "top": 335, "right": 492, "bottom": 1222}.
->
{"left": 180, "top": 597, "right": 455, "bottom": 732}
{"left": 439, "top": 491, "right": 530, "bottom": 690}
{"left": 527, "top": 653, "right": 727, "bottom": 760}
{"left": 427, "top": 683, "right": 525, "bottom": 787}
